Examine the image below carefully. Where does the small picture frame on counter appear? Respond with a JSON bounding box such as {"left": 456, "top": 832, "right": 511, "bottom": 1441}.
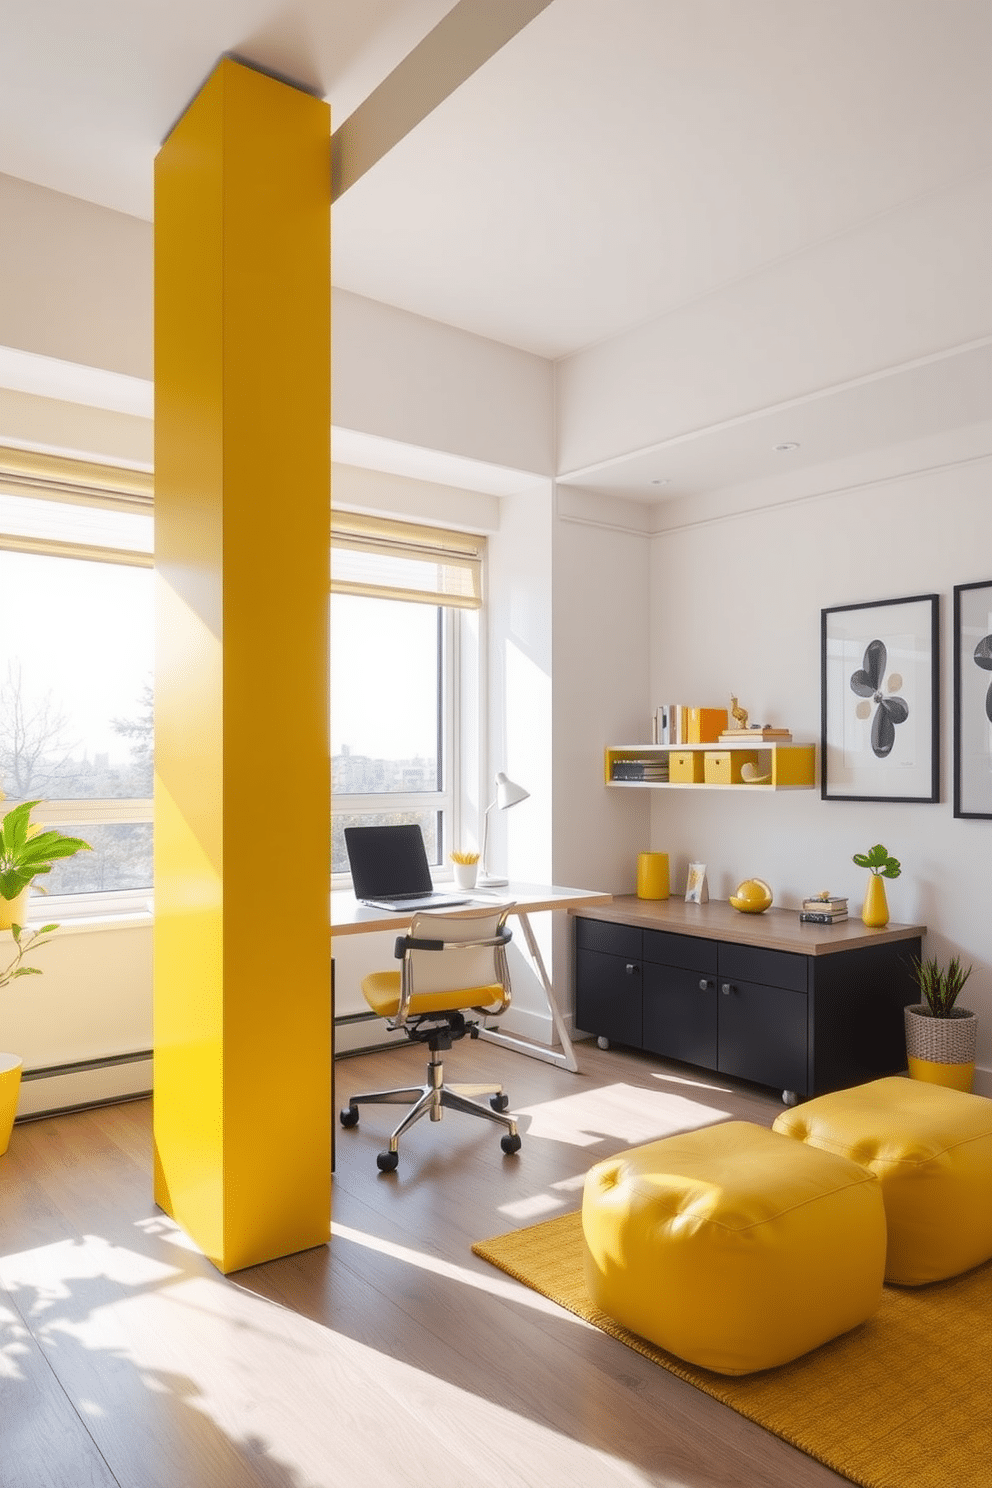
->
{"left": 685, "top": 862, "right": 709, "bottom": 904}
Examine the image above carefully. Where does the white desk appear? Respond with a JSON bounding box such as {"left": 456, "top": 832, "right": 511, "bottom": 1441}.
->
{"left": 330, "top": 881, "right": 612, "bottom": 1072}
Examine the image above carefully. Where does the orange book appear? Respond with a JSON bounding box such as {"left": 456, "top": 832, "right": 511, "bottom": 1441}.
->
{"left": 688, "top": 707, "right": 729, "bottom": 744}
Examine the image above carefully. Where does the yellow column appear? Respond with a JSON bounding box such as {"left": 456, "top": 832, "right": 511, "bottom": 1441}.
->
{"left": 153, "top": 58, "right": 331, "bottom": 1272}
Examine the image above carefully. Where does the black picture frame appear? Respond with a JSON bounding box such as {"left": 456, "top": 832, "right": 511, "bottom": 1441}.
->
{"left": 821, "top": 594, "right": 939, "bottom": 803}
{"left": 953, "top": 579, "right": 992, "bottom": 819}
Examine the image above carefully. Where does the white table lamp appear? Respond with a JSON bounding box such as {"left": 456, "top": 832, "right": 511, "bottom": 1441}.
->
{"left": 479, "top": 772, "right": 529, "bottom": 887}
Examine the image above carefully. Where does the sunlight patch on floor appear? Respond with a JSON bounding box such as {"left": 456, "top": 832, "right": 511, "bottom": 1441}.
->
{"left": 513, "top": 1082, "right": 730, "bottom": 1149}
{"left": 1, "top": 1225, "right": 656, "bottom": 1486}
{"left": 331, "top": 1220, "right": 583, "bottom": 1321}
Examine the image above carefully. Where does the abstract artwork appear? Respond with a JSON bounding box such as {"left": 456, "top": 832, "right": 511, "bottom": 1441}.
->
{"left": 821, "top": 595, "right": 939, "bottom": 802}
{"left": 953, "top": 580, "right": 992, "bottom": 819}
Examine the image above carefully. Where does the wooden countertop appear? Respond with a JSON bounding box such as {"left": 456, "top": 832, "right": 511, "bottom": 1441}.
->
{"left": 569, "top": 895, "right": 925, "bottom": 957}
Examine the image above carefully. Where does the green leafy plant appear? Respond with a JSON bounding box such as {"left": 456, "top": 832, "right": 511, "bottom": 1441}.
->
{"left": 910, "top": 954, "right": 973, "bottom": 1018}
{"left": 852, "top": 843, "right": 901, "bottom": 879}
{"left": 0, "top": 800, "right": 91, "bottom": 903}
{"left": 0, "top": 922, "right": 60, "bottom": 990}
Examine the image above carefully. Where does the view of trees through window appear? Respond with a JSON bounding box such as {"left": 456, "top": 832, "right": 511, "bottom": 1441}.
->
{"left": 0, "top": 548, "right": 154, "bottom": 897}
{"left": 330, "top": 594, "right": 449, "bottom": 876}
{"left": 1, "top": 510, "right": 466, "bottom": 899}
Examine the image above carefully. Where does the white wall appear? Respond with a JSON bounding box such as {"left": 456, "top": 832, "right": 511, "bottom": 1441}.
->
{"left": 644, "top": 428, "right": 992, "bottom": 1093}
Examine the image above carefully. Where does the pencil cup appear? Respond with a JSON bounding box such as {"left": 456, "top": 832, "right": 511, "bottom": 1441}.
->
{"left": 637, "top": 852, "right": 670, "bottom": 900}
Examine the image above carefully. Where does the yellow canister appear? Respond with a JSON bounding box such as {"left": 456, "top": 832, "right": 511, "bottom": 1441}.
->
{"left": 637, "top": 852, "right": 670, "bottom": 900}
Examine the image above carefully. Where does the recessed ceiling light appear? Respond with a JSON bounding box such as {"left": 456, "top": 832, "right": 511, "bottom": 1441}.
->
{"left": 773, "top": 442, "right": 800, "bottom": 452}
{"left": 650, "top": 477, "right": 671, "bottom": 486}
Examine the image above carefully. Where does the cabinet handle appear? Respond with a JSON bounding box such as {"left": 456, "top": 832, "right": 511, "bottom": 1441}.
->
{"left": 625, "top": 962, "right": 640, "bottom": 976}
{"left": 698, "top": 978, "right": 712, "bottom": 991}
{"left": 721, "top": 982, "right": 734, "bottom": 996}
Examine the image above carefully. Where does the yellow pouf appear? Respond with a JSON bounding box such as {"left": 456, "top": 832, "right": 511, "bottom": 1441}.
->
{"left": 582, "top": 1121, "right": 885, "bottom": 1375}
{"left": 773, "top": 1076, "right": 992, "bottom": 1285}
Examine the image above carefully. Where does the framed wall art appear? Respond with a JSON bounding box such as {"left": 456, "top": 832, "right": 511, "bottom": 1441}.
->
{"left": 821, "top": 594, "right": 939, "bottom": 803}
{"left": 953, "top": 579, "right": 992, "bottom": 819}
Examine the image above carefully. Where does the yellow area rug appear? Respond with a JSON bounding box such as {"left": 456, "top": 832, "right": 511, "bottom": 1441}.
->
{"left": 473, "top": 1211, "right": 992, "bottom": 1488}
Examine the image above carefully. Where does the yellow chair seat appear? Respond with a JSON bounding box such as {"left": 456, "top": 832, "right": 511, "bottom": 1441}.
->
{"left": 361, "top": 969, "right": 506, "bottom": 1019}
{"left": 582, "top": 1120, "right": 885, "bottom": 1375}
{"left": 773, "top": 1075, "right": 992, "bottom": 1285}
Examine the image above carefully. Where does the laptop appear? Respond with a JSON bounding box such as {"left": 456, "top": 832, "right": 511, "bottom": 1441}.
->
{"left": 344, "top": 824, "right": 471, "bottom": 912}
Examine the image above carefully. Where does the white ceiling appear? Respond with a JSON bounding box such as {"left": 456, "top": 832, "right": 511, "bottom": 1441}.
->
{"left": 1, "top": 0, "right": 990, "bottom": 500}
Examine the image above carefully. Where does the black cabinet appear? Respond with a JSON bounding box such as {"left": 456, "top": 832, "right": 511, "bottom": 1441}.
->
{"left": 574, "top": 909, "right": 922, "bottom": 1101}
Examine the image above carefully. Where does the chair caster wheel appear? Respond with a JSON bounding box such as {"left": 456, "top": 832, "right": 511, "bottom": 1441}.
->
{"left": 490, "top": 1093, "right": 510, "bottom": 1112}
{"left": 500, "top": 1133, "right": 522, "bottom": 1156}
{"left": 339, "top": 1106, "right": 359, "bottom": 1128}
{"left": 376, "top": 1150, "right": 399, "bottom": 1173}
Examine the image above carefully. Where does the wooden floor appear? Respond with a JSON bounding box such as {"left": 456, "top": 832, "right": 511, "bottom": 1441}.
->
{"left": 0, "top": 1039, "right": 852, "bottom": 1488}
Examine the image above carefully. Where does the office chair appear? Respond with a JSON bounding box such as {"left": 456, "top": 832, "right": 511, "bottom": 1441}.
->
{"left": 339, "top": 903, "right": 522, "bottom": 1172}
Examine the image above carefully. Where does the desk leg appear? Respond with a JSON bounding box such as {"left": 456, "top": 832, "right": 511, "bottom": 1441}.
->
{"left": 478, "top": 910, "right": 580, "bottom": 1073}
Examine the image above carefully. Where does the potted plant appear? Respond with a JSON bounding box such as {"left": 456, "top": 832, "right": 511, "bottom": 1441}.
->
{"left": 852, "top": 843, "right": 900, "bottom": 927}
{"left": 0, "top": 799, "right": 91, "bottom": 930}
{"left": 0, "top": 798, "right": 90, "bottom": 1155}
{"left": 904, "top": 954, "right": 977, "bottom": 1092}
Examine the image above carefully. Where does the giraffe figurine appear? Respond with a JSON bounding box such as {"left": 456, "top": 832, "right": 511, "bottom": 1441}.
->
{"left": 730, "top": 695, "right": 749, "bottom": 730}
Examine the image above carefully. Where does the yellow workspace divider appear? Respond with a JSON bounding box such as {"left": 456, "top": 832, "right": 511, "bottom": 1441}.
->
{"left": 153, "top": 58, "right": 332, "bottom": 1273}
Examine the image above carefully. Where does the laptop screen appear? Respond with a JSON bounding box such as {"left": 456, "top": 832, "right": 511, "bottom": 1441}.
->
{"left": 344, "top": 824, "right": 435, "bottom": 900}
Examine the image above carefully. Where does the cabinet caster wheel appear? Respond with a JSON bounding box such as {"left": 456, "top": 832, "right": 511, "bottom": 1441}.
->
{"left": 339, "top": 1106, "right": 359, "bottom": 1128}
{"left": 490, "top": 1093, "right": 510, "bottom": 1112}
{"left": 597, "top": 1036, "right": 610, "bottom": 1050}
{"left": 376, "top": 1149, "right": 399, "bottom": 1173}
{"left": 781, "top": 1090, "right": 799, "bottom": 1107}
{"left": 500, "top": 1133, "right": 522, "bottom": 1156}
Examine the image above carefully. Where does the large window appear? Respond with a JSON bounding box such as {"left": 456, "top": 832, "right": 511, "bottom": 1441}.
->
{"left": 330, "top": 513, "right": 483, "bottom": 879}
{"left": 0, "top": 449, "right": 153, "bottom": 905}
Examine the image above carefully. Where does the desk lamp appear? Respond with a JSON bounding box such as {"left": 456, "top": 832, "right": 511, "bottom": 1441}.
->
{"left": 478, "top": 772, "right": 529, "bottom": 887}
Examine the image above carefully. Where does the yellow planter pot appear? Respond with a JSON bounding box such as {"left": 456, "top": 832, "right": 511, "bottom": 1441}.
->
{"left": 0, "top": 1054, "right": 23, "bottom": 1156}
{"left": 0, "top": 888, "right": 30, "bottom": 931}
{"left": 861, "top": 874, "right": 889, "bottom": 927}
{"left": 904, "top": 1005, "right": 978, "bottom": 1093}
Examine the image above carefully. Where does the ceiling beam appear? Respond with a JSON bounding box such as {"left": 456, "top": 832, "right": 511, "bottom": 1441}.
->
{"left": 331, "top": 0, "right": 554, "bottom": 201}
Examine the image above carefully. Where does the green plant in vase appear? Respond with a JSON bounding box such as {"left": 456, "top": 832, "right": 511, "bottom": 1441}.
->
{"left": 852, "top": 843, "right": 900, "bottom": 928}
{"left": 0, "top": 799, "right": 92, "bottom": 931}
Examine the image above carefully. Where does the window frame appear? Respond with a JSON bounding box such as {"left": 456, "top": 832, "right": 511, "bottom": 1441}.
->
{"left": 0, "top": 447, "right": 155, "bottom": 915}
{"left": 330, "top": 599, "right": 469, "bottom": 881}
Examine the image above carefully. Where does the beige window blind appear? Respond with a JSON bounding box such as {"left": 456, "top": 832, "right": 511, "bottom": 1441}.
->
{"left": 331, "top": 511, "right": 484, "bottom": 610}
{"left": 0, "top": 446, "right": 153, "bottom": 566}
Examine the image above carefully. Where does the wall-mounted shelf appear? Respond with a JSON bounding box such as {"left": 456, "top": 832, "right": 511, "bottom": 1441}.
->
{"left": 605, "top": 741, "right": 817, "bottom": 791}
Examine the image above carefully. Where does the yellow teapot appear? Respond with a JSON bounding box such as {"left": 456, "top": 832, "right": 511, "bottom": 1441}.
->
{"left": 729, "top": 878, "right": 773, "bottom": 914}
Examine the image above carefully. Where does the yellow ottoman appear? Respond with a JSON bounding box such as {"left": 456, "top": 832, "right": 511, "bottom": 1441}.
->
{"left": 582, "top": 1121, "right": 885, "bottom": 1375}
{"left": 773, "top": 1076, "right": 992, "bottom": 1286}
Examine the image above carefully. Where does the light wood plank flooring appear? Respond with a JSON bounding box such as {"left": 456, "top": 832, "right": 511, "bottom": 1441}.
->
{"left": 0, "top": 1039, "right": 852, "bottom": 1488}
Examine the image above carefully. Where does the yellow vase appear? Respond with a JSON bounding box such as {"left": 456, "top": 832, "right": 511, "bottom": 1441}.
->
{"left": 861, "top": 874, "right": 889, "bottom": 928}
{"left": 0, "top": 888, "right": 29, "bottom": 932}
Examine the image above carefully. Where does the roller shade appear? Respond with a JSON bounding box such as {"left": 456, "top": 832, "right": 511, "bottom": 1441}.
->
{"left": 0, "top": 446, "right": 153, "bottom": 566}
{"left": 331, "top": 511, "right": 484, "bottom": 609}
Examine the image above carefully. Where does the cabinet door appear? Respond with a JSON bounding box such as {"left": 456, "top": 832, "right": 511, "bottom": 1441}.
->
{"left": 718, "top": 977, "right": 808, "bottom": 1094}
{"left": 642, "top": 963, "right": 718, "bottom": 1068}
{"left": 574, "top": 948, "right": 642, "bottom": 1047}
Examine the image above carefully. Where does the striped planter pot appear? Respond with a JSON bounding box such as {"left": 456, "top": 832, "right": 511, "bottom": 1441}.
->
{"left": 904, "top": 1004, "right": 978, "bottom": 1093}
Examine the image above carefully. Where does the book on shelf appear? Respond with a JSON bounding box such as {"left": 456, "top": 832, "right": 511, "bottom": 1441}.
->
{"left": 801, "top": 896, "right": 848, "bottom": 912}
{"left": 799, "top": 910, "right": 849, "bottom": 924}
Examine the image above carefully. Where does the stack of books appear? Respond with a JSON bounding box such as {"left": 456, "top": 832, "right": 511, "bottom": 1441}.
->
{"left": 719, "top": 726, "right": 793, "bottom": 742}
{"left": 799, "top": 895, "right": 848, "bottom": 924}
{"left": 611, "top": 759, "right": 670, "bottom": 783}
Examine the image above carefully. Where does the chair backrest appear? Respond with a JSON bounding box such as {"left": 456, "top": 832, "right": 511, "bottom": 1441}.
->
{"left": 404, "top": 903, "right": 514, "bottom": 1008}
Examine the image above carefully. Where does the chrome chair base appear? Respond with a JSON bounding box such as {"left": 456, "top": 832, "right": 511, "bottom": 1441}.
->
{"left": 341, "top": 1046, "right": 521, "bottom": 1171}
